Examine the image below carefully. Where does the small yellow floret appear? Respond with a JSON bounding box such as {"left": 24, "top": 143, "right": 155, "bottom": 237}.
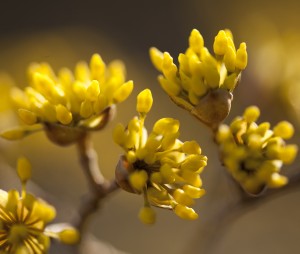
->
{"left": 243, "top": 106, "right": 260, "bottom": 123}
{"left": 138, "top": 206, "right": 156, "bottom": 225}
{"left": 17, "top": 156, "right": 32, "bottom": 183}
{"left": 236, "top": 43, "right": 248, "bottom": 70}
{"left": 129, "top": 170, "right": 148, "bottom": 191}
{"left": 56, "top": 105, "right": 72, "bottom": 125}
{"left": 189, "top": 29, "right": 204, "bottom": 54}
{"left": 18, "top": 109, "right": 37, "bottom": 125}
{"left": 86, "top": 80, "right": 100, "bottom": 101}
{"left": 136, "top": 89, "right": 153, "bottom": 114}
{"left": 149, "top": 47, "right": 164, "bottom": 71}
{"left": 273, "top": 121, "right": 294, "bottom": 139}
{"left": 58, "top": 228, "right": 80, "bottom": 244}
{"left": 174, "top": 204, "right": 198, "bottom": 220}
{"left": 113, "top": 80, "right": 134, "bottom": 103}
{"left": 213, "top": 30, "right": 228, "bottom": 55}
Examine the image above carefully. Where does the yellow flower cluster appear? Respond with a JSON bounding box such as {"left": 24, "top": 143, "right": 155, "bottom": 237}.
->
{"left": 114, "top": 89, "right": 207, "bottom": 224}
{"left": 216, "top": 106, "right": 298, "bottom": 194}
{"left": 0, "top": 157, "right": 79, "bottom": 253}
{"left": 150, "top": 29, "right": 248, "bottom": 128}
{"left": 2, "top": 54, "right": 133, "bottom": 145}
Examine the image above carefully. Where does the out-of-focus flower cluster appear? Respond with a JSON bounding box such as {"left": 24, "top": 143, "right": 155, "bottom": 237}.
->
{"left": 114, "top": 89, "right": 206, "bottom": 224}
{"left": 1, "top": 54, "right": 133, "bottom": 145}
{"left": 150, "top": 29, "right": 248, "bottom": 129}
{"left": 216, "top": 106, "right": 298, "bottom": 194}
{"left": 0, "top": 157, "right": 79, "bottom": 253}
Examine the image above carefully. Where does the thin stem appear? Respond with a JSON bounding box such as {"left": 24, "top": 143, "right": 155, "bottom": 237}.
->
{"left": 73, "top": 134, "right": 119, "bottom": 232}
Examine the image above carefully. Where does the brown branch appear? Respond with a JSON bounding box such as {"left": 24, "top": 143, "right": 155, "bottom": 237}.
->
{"left": 73, "top": 134, "right": 119, "bottom": 232}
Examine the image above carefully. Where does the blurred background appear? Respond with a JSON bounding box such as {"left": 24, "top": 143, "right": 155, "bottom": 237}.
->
{"left": 0, "top": 0, "right": 300, "bottom": 253}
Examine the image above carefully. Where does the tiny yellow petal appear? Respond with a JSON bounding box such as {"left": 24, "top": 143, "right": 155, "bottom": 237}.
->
{"left": 86, "top": 80, "right": 100, "bottom": 101}
{"left": 18, "top": 109, "right": 37, "bottom": 125}
{"left": 138, "top": 206, "right": 156, "bottom": 225}
{"left": 113, "top": 80, "right": 134, "bottom": 103}
{"left": 17, "top": 156, "right": 32, "bottom": 183}
{"left": 56, "top": 105, "right": 72, "bottom": 125}
{"left": 136, "top": 89, "right": 153, "bottom": 114}
{"left": 174, "top": 204, "right": 198, "bottom": 220}
{"left": 235, "top": 42, "right": 248, "bottom": 70}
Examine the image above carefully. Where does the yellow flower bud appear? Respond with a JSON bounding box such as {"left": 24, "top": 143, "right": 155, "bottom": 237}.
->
{"left": 136, "top": 89, "right": 153, "bottom": 114}
{"left": 243, "top": 106, "right": 260, "bottom": 123}
{"left": 174, "top": 204, "right": 198, "bottom": 220}
{"left": 17, "top": 157, "right": 32, "bottom": 183}
{"left": 80, "top": 100, "right": 93, "bottom": 118}
{"left": 189, "top": 29, "right": 204, "bottom": 54}
{"left": 224, "top": 46, "right": 236, "bottom": 72}
{"left": 153, "top": 118, "right": 179, "bottom": 135}
{"left": 31, "top": 201, "right": 56, "bottom": 223}
{"left": 181, "top": 170, "right": 202, "bottom": 187}
{"left": 75, "top": 62, "right": 90, "bottom": 82}
{"left": 279, "top": 144, "right": 298, "bottom": 164}
{"left": 90, "top": 53, "right": 106, "bottom": 81}
{"left": 18, "top": 109, "right": 37, "bottom": 125}
{"left": 182, "top": 141, "right": 202, "bottom": 154}
{"left": 273, "top": 121, "right": 294, "bottom": 139}
{"left": 56, "top": 104, "right": 72, "bottom": 125}
{"left": 138, "top": 206, "right": 156, "bottom": 225}
{"left": 158, "top": 75, "right": 181, "bottom": 96}
{"left": 129, "top": 170, "right": 148, "bottom": 191}
{"left": 150, "top": 172, "right": 163, "bottom": 184}
{"left": 112, "top": 123, "right": 126, "bottom": 146}
{"left": 93, "top": 94, "right": 108, "bottom": 114}
{"left": 86, "top": 80, "right": 100, "bottom": 101}
{"left": 149, "top": 47, "right": 164, "bottom": 71}
{"left": 267, "top": 173, "right": 288, "bottom": 188}
{"left": 183, "top": 185, "right": 205, "bottom": 199}
{"left": 181, "top": 154, "right": 207, "bottom": 172}
{"left": 58, "top": 228, "right": 80, "bottom": 244}
{"left": 113, "top": 80, "right": 134, "bottom": 103}
{"left": 235, "top": 42, "right": 248, "bottom": 70}
{"left": 160, "top": 164, "right": 176, "bottom": 184}
{"left": 0, "top": 128, "right": 27, "bottom": 140}
{"left": 73, "top": 81, "right": 87, "bottom": 101}
{"left": 213, "top": 30, "right": 228, "bottom": 55}
{"left": 173, "top": 189, "right": 195, "bottom": 206}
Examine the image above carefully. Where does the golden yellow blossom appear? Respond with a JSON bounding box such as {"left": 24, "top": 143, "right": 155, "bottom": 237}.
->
{"left": 216, "top": 106, "right": 298, "bottom": 194}
{"left": 0, "top": 157, "right": 79, "bottom": 253}
{"left": 114, "top": 89, "right": 206, "bottom": 223}
{"left": 150, "top": 29, "right": 248, "bottom": 129}
{"left": 1, "top": 54, "right": 133, "bottom": 145}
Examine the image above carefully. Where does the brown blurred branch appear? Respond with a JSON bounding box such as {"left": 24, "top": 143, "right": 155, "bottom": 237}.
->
{"left": 187, "top": 170, "right": 300, "bottom": 254}
{"left": 74, "top": 134, "right": 119, "bottom": 232}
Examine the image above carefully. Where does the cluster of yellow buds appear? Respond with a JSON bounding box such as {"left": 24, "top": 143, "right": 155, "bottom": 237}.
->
{"left": 150, "top": 29, "right": 248, "bottom": 129}
{"left": 114, "top": 89, "right": 207, "bottom": 224}
{"left": 0, "top": 157, "right": 79, "bottom": 253}
{"left": 216, "top": 106, "right": 298, "bottom": 194}
{"left": 1, "top": 54, "right": 133, "bottom": 145}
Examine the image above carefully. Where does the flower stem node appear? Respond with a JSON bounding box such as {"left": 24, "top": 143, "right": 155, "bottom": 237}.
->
{"left": 191, "top": 89, "right": 233, "bottom": 130}
{"left": 114, "top": 89, "right": 207, "bottom": 223}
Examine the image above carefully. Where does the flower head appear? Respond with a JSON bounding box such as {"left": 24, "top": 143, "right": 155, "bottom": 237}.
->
{"left": 216, "top": 106, "right": 298, "bottom": 194}
{"left": 0, "top": 157, "right": 79, "bottom": 253}
{"left": 114, "top": 89, "right": 207, "bottom": 224}
{"left": 1, "top": 54, "right": 133, "bottom": 145}
{"left": 150, "top": 29, "right": 248, "bottom": 129}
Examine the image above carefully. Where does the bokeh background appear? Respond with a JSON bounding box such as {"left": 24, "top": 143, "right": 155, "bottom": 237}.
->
{"left": 0, "top": 1, "right": 300, "bottom": 253}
